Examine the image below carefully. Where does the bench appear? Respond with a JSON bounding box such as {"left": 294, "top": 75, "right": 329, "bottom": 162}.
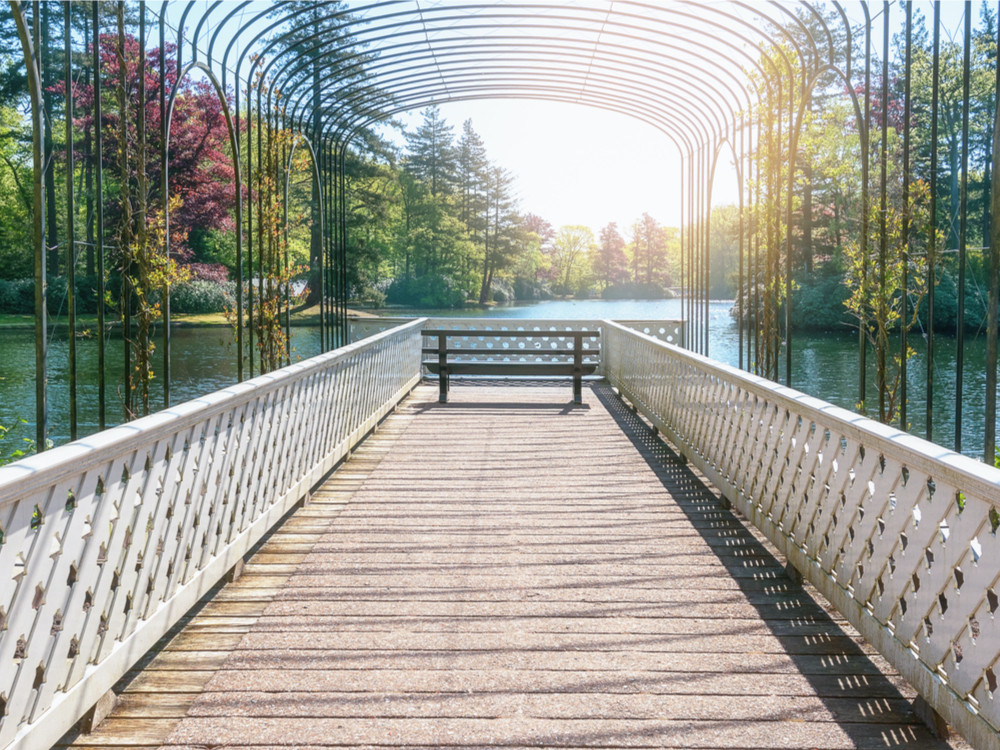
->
{"left": 422, "top": 328, "right": 600, "bottom": 404}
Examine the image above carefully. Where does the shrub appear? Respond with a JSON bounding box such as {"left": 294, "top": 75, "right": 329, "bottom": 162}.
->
{"left": 184, "top": 262, "right": 230, "bottom": 283}
{"left": 0, "top": 278, "right": 34, "bottom": 313}
{"left": 602, "top": 281, "right": 670, "bottom": 300}
{"left": 491, "top": 279, "right": 515, "bottom": 304}
{"left": 385, "top": 274, "right": 466, "bottom": 308}
{"left": 169, "top": 279, "right": 236, "bottom": 314}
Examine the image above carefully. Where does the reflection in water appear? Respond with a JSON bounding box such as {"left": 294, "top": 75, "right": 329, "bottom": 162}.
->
{"left": 0, "top": 325, "right": 322, "bottom": 450}
{"left": 0, "top": 299, "right": 996, "bottom": 460}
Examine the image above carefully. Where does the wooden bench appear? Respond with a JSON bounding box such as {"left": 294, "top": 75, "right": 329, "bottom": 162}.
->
{"left": 422, "top": 328, "right": 600, "bottom": 404}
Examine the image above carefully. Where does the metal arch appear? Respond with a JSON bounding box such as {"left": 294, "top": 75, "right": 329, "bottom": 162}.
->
{"left": 162, "top": 60, "right": 246, "bottom": 382}
{"left": 300, "top": 66, "right": 723, "bottom": 150}
{"left": 270, "top": 8, "right": 760, "bottom": 119}
{"left": 252, "top": 0, "right": 788, "bottom": 135}
{"left": 278, "top": 33, "right": 753, "bottom": 129}
{"left": 266, "top": 4, "right": 772, "bottom": 132}
{"left": 58, "top": 3, "right": 887, "bottom": 395}
{"left": 280, "top": 32, "right": 744, "bottom": 147}
{"left": 245, "top": 0, "right": 811, "bottom": 355}
{"left": 275, "top": 31, "right": 747, "bottom": 137}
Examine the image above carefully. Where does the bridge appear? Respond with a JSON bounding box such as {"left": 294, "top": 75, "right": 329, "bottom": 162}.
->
{"left": 4, "top": 1, "right": 1000, "bottom": 747}
{"left": 1, "top": 319, "right": 995, "bottom": 750}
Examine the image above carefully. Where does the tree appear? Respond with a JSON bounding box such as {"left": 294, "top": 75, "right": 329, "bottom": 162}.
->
{"left": 65, "top": 34, "right": 236, "bottom": 261}
{"left": 629, "top": 212, "right": 669, "bottom": 285}
{"left": 596, "top": 222, "right": 628, "bottom": 288}
{"left": 478, "top": 164, "right": 520, "bottom": 303}
{"left": 550, "top": 225, "right": 594, "bottom": 295}
{"left": 457, "top": 118, "right": 488, "bottom": 246}
{"left": 405, "top": 107, "right": 457, "bottom": 198}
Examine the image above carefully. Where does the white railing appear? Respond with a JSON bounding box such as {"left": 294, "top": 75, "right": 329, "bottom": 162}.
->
{"left": 348, "top": 317, "right": 684, "bottom": 347}
{"left": 349, "top": 317, "right": 684, "bottom": 378}
{"left": 0, "top": 319, "right": 424, "bottom": 750}
{"left": 603, "top": 320, "right": 1000, "bottom": 749}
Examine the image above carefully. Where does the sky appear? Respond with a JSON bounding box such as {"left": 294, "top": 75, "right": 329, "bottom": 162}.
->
{"left": 396, "top": 100, "right": 740, "bottom": 237}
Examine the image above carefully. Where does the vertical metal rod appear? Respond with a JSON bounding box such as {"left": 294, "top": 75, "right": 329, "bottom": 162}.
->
{"left": 13, "top": 0, "right": 49, "bottom": 450}
{"left": 738, "top": 113, "right": 744, "bottom": 371}
{"left": 900, "top": 3, "right": 912, "bottom": 431}
{"left": 93, "top": 1, "right": 105, "bottom": 430}
{"left": 987, "top": 1, "right": 1000, "bottom": 464}
{"left": 860, "top": 2, "right": 872, "bottom": 412}
{"left": 255, "top": 82, "right": 264, "bottom": 374}
{"left": 784, "top": 73, "right": 794, "bottom": 388}
{"left": 955, "top": 1, "right": 971, "bottom": 453}
{"left": 117, "top": 1, "right": 131, "bottom": 419}
{"left": 753, "top": 116, "right": 762, "bottom": 374}
{"left": 233, "top": 64, "right": 243, "bottom": 382}
{"left": 282, "top": 121, "right": 291, "bottom": 366}
{"left": 679, "top": 154, "right": 685, "bottom": 346}
{"left": 65, "top": 2, "right": 77, "bottom": 440}
{"left": 688, "top": 148, "right": 694, "bottom": 348}
{"left": 927, "top": 1, "right": 940, "bottom": 442}
{"left": 772, "top": 78, "right": 782, "bottom": 381}
{"left": 877, "top": 0, "right": 890, "bottom": 423}
{"left": 137, "top": 1, "right": 147, "bottom": 412}
{"left": 340, "top": 142, "right": 348, "bottom": 346}
{"left": 41, "top": 0, "right": 56, "bottom": 276}
{"left": 703, "top": 146, "right": 710, "bottom": 356}
{"left": 318, "top": 141, "right": 326, "bottom": 351}
{"left": 33, "top": 0, "right": 47, "bottom": 446}
{"left": 159, "top": 7, "right": 170, "bottom": 407}
{"left": 246, "top": 74, "right": 254, "bottom": 377}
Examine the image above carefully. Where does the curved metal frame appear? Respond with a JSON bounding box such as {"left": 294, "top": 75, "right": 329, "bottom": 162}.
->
{"left": 9, "top": 0, "right": 1000, "bottom": 478}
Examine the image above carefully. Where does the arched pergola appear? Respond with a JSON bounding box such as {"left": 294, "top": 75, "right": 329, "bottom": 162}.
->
{"left": 8, "top": 0, "right": 1000, "bottom": 463}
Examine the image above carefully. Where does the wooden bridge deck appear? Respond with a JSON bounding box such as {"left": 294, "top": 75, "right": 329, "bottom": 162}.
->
{"left": 57, "top": 382, "right": 966, "bottom": 750}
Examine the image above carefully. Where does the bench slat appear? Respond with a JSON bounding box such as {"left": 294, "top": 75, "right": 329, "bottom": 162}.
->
{"left": 422, "top": 329, "right": 599, "bottom": 338}
{"left": 424, "top": 363, "right": 598, "bottom": 376}
{"left": 422, "top": 347, "right": 593, "bottom": 356}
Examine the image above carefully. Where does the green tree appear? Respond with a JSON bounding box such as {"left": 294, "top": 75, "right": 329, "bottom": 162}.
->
{"left": 550, "top": 225, "right": 594, "bottom": 295}
{"left": 596, "top": 222, "right": 628, "bottom": 289}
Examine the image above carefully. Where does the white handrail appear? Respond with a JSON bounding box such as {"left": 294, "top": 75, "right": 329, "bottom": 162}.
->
{"left": 603, "top": 320, "right": 1000, "bottom": 750}
{"left": 0, "top": 318, "right": 425, "bottom": 750}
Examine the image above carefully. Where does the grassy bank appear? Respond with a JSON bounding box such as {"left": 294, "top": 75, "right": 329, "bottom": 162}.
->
{"left": 0, "top": 304, "right": 379, "bottom": 331}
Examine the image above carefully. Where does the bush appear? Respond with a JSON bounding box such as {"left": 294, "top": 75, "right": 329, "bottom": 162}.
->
{"left": 184, "top": 262, "right": 230, "bottom": 283}
{"left": 385, "top": 274, "right": 466, "bottom": 308}
{"left": 169, "top": 279, "right": 236, "bottom": 314}
{"left": 602, "top": 281, "right": 670, "bottom": 300}
{"left": 512, "top": 278, "right": 553, "bottom": 301}
{"left": 791, "top": 269, "right": 853, "bottom": 332}
{"left": 491, "top": 279, "right": 515, "bottom": 304}
{"left": 0, "top": 278, "right": 34, "bottom": 313}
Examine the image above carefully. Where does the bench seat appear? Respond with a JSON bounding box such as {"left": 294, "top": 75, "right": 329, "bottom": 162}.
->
{"left": 422, "top": 328, "right": 600, "bottom": 404}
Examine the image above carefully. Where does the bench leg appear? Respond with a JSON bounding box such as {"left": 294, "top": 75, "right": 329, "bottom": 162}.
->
{"left": 573, "top": 374, "right": 582, "bottom": 404}
{"left": 439, "top": 370, "right": 448, "bottom": 403}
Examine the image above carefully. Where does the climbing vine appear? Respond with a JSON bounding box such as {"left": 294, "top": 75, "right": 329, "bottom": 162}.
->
{"left": 114, "top": 4, "right": 188, "bottom": 418}
{"left": 843, "top": 178, "right": 935, "bottom": 426}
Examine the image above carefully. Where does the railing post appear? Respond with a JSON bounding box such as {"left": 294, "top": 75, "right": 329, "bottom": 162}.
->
{"left": 438, "top": 333, "right": 448, "bottom": 403}
{"left": 573, "top": 333, "right": 583, "bottom": 404}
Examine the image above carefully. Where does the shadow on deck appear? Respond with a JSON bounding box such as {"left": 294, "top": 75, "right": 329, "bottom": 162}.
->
{"left": 56, "top": 381, "right": 970, "bottom": 750}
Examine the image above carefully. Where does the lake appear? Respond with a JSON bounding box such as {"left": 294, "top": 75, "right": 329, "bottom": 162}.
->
{"left": 0, "top": 297, "right": 995, "bottom": 461}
